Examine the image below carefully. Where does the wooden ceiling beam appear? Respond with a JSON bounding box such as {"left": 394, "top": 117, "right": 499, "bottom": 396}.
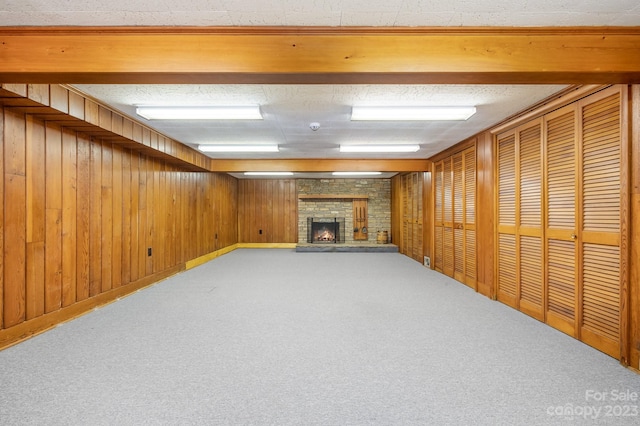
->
{"left": 209, "top": 159, "right": 431, "bottom": 172}
{"left": 1, "top": 26, "right": 640, "bottom": 84}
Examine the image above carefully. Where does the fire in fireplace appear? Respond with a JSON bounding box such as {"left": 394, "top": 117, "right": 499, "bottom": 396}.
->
{"left": 307, "top": 217, "right": 345, "bottom": 244}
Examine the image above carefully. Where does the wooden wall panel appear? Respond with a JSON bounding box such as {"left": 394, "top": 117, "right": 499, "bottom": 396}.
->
{"left": 44, "top": 124, "right": 63, "bottom": 314}
{"left": 237, "top": 179, "right": 297, "bottom": 243}
{"left": 111, "top": 145, "right": 123, "bottom": 289}
{"left": 61, "top": 129, "right": 77, "bottom": 307}
{"left": 75, "top": 134, "right": 90, "bottom": 301}
{"left": 89, "top": 140, "right": 102, "bottom": 297}
{"left": 3, "top": 110, "right": 27, "bottom": 328}
{"left": 25, "top": 116, "right": 45, "bottom": 320}
{"left": 0, "top": 105, "right": 239, "bottom": 349}
{"left": 0, "top": 108, "right": 3, "bottom": 329}
{"left": 476, "top": 131, "right": 495, "bottom": 298}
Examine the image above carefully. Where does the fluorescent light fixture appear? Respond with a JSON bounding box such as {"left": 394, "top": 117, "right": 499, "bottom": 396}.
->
{"left": 198, "top": 145, "right": 279, "bottom": 153}
{"left": 332, "top": 172, "right": 382, "bottom": 176}
{"left": 136, "top": 106, "right": 262, "bottom": 120}
{"left": 351, "top": 106, "right": 476, "bottom": 121}
{"left": 339, "top": 145, "right": 420, "bottom": 153}
{"left": 244, "top": 172, "right": 294, "bottom": 176}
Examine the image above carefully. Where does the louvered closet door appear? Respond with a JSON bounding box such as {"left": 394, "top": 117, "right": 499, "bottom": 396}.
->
{"left": 497, "top": 132, "right": 517, "bottom": 307}
{"left": 518, "top": 121, "right": 544, "bottom": 320}
{"left": 402, "top": 173, "right": 411, "bottom": 257}
{"left": 578, "top": 88, "right": 623, "bottom": 358}
{"left": 496, "top": 120, "right": 544, "bottom": 316}
{"left": 434, "top": 148, "right": 476, "bottom": 285}
{"left": 443, "top": 158, "right": 454, "bottom": 277}
{"left": 463, "top": 147, "right": 477, "bottom": 288}
{"left": 544, "top": 104, "right": 579, "bottom": 337}
{"left": 453, "top": 152, "right": 465, "bottom": 282}
{"left": 434, "top": 162, "right": 444, "bottom": 272}
{"left": 412, "top": 172, "right": 423, "bottom": 263}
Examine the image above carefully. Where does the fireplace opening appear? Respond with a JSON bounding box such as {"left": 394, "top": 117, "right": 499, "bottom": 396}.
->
{"left": 307, "top": 217, "right": 345, "bottom": 244}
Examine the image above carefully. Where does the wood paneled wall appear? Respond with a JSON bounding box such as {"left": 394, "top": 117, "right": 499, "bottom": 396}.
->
{"left": 237, "top": 179, "right": 297, "bottom": 243}
{"left": 0, "top": 106, "right": 238, "bottom": 346}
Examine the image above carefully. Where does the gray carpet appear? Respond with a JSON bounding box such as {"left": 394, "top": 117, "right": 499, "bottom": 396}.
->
{"left": 1, "top": 249, "right": 638, "bottom": 425}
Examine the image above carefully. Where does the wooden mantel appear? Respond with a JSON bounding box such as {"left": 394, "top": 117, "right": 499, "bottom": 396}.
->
{"left": 298, "top": 194, "right": 368, "bottom": 200}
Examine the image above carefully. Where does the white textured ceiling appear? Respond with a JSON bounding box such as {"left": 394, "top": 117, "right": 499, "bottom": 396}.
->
{"left": 2, "top": 1, "right": 639, "bottom": 177}
{"left": 2, "top": 0, "right": 639, "bottom": 26}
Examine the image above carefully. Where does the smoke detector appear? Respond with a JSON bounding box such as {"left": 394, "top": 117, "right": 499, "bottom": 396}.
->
{"left": 309, "top": 122, "right": 320, "bottom": 131}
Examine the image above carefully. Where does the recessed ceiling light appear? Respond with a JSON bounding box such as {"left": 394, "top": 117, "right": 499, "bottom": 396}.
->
{"left": 351, "top": 106, "right": 476, "bottom": 121}
{"left": 244, "top": 172, "right": 294, "bottom": 176}
{"left": 339, "top": 145, "right": 420, "bottom": 153}
{"left": 136, "top": 106, "right": 262, "bottom": 120}
{"left": 332, "top": 172, "right": 383, "bottom": 176}
{"left": 198, "top": 145, "right": 279, "bottom": 153}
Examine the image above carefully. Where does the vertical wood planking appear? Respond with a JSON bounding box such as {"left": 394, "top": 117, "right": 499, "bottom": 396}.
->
{"left": 121, "top": 148, "right": 132, "bottom": 285}
{"left": 137, "top": 155, "right": 147, "bottom": 278}
{"left": 3, "top": 110, "right": 27, "bottom": 327}
{"left": 0, "top": 108, "right": 4, "bottom": 328}
{"left": 100, "top": 142, "right": 113, "bottom": 293}
{"left": 89, "top": 139, "right": 102, "bottom": 297}
{"left": 146, "top": 156, "right": 154, "bottom": 276}
{"left": 475, "top": 131, "right": 495, "bottom": 298}
{"left": 25, "top": 116, "right": 45, "bottom": 319}
{"left": 111, "top": 145, "right": 123, "bottom": 289}
{"left": 44, "top": 123, "right": 63, "bottom": 313}
{"left": 237, "top": 179, "right": 297, "bottom": 243}
{"left": 129, "top": 153, "right": 140, "bottom": 282}
{"left": 75, "top": 134, "right": 90, "bottom": 301}
{"left": 61, "top": 129, "right": 77, "bottom": 307}
{"left": 1, "top": 96, "right": 241, "bottom": 345}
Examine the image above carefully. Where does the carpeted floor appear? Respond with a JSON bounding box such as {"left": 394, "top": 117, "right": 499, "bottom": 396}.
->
{"left": 1, "top": 249, "right": 638, "bottom": 425}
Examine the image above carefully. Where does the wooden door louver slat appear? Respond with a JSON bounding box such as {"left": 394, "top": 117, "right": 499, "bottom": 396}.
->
{"left": 546, "top": 111, "right": 576, "bottom": 231}
{"left": 519, "top": 125, "right": 542, "bottom": 228}
{"left": 547, "top": 240, "right": 576, "bottom": 320}
{"left": 519, "top": 236, "right": 543, "bottom": 309}
{"left": 498, "top": 233, "right": 517, "bottom": 304}
{"left": 582, "top": 93, "right": 620, "bottom": 233}
{"left": 498, "top": 134, "right": 516, "bottom": 226}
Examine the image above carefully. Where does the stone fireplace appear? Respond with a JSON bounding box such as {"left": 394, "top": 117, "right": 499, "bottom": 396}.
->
{"left": 307, "top": 217, "right": 345, "bottom": 243}
{"left": 297, "top": 179, "right": 391, "bottom": 245}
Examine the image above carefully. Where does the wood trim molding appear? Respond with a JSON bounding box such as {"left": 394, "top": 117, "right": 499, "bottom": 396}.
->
{"left": 210, "top": 159, "right": 431, "bottom": 172}
{"left": 1, "top": 27, "right": 640, "bottom": 84}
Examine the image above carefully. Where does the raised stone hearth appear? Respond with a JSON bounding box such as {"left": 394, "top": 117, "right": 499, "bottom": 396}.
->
{"left": 295, "top": 242, "right": 399, "bottom": 252}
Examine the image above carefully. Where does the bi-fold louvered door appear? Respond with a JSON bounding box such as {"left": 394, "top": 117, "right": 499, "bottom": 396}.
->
{"left": 497, "top": 119, "right": 544, "bottom": 320}
{"left": 401, "top": 172, "right": 423, "bottom": 263}
{"left": 496, "top": 86, "right": 626, "bottom": 359}
{"left": 433, "top": 146, "right": 476, "bottom": 288}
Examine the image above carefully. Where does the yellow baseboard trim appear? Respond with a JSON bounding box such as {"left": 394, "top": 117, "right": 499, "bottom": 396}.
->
{"left": 236, "top": 243, "right": 297, "bottom": 249}
{"left": 185, "top": 244, "right": 239, "bottom": 270}
{"left": 184, "top": 243, "right": 296, "bottom": 270}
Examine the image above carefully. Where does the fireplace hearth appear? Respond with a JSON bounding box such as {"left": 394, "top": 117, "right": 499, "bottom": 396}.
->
{"left": 307, "top": 217, "right": 345, "bottom": 244}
